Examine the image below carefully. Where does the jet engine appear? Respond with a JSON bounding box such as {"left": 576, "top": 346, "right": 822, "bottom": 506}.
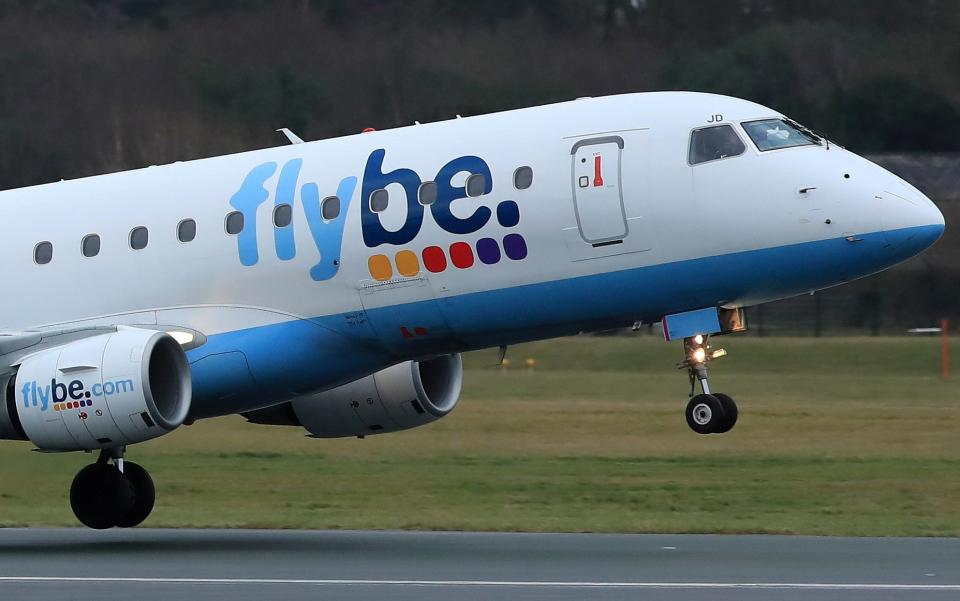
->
{"left": 244, "top": 354, "right": 462, "bottom": 438}
{"left": 0, "top": 328, "right": 192, "bottom": 450}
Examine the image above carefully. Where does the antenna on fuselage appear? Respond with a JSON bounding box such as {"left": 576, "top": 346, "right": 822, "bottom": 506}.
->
{"left": 276, "top": 128, "right": 305, "bottom": 145}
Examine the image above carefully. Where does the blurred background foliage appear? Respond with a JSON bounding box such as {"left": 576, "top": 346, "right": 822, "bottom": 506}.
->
{"left": 0, "top": 0, "right": 958, "bottom": 188}
{"left": 0, "top": 0, "right": 958, "bottom": 332}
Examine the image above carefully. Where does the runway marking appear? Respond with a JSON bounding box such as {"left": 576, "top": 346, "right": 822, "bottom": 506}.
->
{"left": 0, "top": 577, "right": 959, "bottom": 590}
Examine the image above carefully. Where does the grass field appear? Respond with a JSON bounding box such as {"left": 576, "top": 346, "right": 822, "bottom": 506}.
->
{"left": 0, "top": 335, "right": 958, "bottom": 535}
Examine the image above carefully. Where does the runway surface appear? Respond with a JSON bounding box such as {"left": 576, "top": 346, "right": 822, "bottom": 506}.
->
{"left": 0, "top": 529, "right": 957, "bottom": 600}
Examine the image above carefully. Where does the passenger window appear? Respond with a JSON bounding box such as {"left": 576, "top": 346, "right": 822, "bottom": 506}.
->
{"left": 81, "top": 234, "right": 100, "bottom": 258}
{"left": 688, "top": 125, "right": 747, "bottom": 165}
{"left": 321, "top": 196, "right": 341, "bottom": 220}
{"left": 273, "top": 204, "right": 293, "bottom": 228}
{"left": 370, "top": 189, "right": 389, "bottom": 213}
{"left": 513, "top": 166, "right": 533, "bottom": 190}
{"left": 177, "top": 219, "right": 196, "bottom": 243}
{"left": 129, "top": 226, "right": 148, "bottom": 250}
{"left": 225, "top": 211, "right": 244, "bottom": 235}
{"left": 418, "top": 181, "right": 438, "bottom": 205}
{"left": 34, "top": 241, "right": 53, "bottom": 265}
{"left": 466, "top": 173, "right": 486, "bottom": 197}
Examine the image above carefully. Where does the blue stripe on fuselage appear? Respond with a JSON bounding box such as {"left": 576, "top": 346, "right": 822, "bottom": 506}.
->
{"left": 185, "top": 224, "right": 941, "bottom": 418}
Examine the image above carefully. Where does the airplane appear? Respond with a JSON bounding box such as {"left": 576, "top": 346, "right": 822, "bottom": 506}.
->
{"left": 0, "top": 92, "right": 944, "bottom": 529}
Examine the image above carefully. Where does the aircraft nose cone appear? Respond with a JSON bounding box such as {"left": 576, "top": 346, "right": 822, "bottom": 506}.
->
{"left": 916, "top": 205, "right": 945, "bottom": 249}
{"left": 879, "top": 182, "right": 944, "bottom": 256}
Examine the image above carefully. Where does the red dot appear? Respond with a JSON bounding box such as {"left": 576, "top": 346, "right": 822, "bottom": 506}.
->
{"left": 449, "top": 242, "right": 474, "bottom": 269}
{"left": 422, "top": 246, "right": 447, "bottom": 273}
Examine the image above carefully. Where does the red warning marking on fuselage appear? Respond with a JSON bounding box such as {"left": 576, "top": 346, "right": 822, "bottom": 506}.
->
{"left": 593, "top": 155, "right": 603, "bottom": 187}
{"left": 401, "top": 326, "right": 430, "bottom": 339}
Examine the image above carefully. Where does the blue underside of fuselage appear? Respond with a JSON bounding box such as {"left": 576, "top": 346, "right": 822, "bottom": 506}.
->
{"left": 185, "top": 224, "right": 942, "bottom": 418}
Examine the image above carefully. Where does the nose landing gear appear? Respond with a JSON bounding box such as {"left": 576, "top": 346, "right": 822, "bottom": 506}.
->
{"left": 70, "top": 447, "right": 156, "bottom": 529}
{"left": 678, "top": 335, "right": 738, "bottom": 434}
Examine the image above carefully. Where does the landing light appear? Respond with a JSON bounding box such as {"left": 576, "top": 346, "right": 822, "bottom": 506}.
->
{"left": 693, "top": 334, "right": 704, "bottom": 345}
{"left": 166, "top": 330, "right": 195, "bottom": 346}
{"left": 692, "top": 348, "right": 706, "bottom": 363}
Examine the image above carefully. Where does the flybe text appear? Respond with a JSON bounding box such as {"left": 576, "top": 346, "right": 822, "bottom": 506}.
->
{"left": 228, "top": 149, "right": 519, "bottom": 280}
{"left": 22, "top": 378, "right": 135, "bottom": 412}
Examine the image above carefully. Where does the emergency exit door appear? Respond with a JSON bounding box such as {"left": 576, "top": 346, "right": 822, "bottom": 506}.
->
{"left": 571, "top": 136, "right": 628, "bottom": 244}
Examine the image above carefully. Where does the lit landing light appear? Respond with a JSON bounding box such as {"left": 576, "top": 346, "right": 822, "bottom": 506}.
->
{"left": 692, "top": 347, "right": 706, "bottom": 363}
{"left": 166, "top": 330, "right": 195, "bottom": 346}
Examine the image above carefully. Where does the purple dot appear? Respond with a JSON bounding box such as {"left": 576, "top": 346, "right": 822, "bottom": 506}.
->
{"left": 503, "top": 234, "right": 527, "bottom": 260}
{"left": 476, "top": 238, "right": 501, "bottom": 264}
{"left": 497, "top": 201, "right": 520, "bottom": 227}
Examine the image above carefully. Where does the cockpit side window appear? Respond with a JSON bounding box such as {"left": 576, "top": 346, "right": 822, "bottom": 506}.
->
{"left": 688, "top": 125, "right": 747, "bottom": 165}
{"left": 742, "top": 118, "right": 821, "bottom": 151}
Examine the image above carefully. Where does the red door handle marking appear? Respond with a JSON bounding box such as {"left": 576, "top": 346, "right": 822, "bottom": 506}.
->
{"left": 593, "top": 155, "right": 604, "bottom": 187}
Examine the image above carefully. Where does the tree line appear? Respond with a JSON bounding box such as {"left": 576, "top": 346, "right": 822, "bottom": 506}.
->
{"left": 0, "top": 0, "right": 958, "bottom": 190}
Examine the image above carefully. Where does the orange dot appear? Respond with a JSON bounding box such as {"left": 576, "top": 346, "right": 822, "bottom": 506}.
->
{"left": 368, "top": 254, "right": 393, "bottom": 281}
{"left": 395, "top": 250, "right": 420, "bottom": 277}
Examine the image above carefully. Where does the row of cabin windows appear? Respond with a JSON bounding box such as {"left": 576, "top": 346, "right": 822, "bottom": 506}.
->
{"left": 370, "top": 165, "right": 533, "bottom": 213}
{"left": 33, "top": 195, "right": 342, "bottom": 264}
{"left": 35, "top": 218, "right": 199, "bottom": 263}
{"left": 30, "top": 166, "right": 535, "bottom": 264}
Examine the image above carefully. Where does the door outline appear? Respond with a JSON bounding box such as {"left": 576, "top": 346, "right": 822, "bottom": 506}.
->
{"left": 570, "top": 136, "right": 628, "bottom": 245}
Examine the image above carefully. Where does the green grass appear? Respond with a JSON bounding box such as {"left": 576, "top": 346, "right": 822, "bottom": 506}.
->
{"left": 1, "top": 335, "right": 958, "bottom": 535}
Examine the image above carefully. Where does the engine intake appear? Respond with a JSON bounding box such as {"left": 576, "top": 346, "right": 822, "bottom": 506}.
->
{"left": 245, "top": 354, "right": 462, "bottom": 438}
{"left": 0, "top": 328, "right": 192, "bottom": 450}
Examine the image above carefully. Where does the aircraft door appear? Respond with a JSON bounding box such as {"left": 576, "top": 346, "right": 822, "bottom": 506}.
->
{"left": 571, "top": 136, "right": 628, "bottom": 244}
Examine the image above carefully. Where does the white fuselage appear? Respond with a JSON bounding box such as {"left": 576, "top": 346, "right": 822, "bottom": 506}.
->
{"left": 0, "top": 92, "right": 943, "bottom": 417}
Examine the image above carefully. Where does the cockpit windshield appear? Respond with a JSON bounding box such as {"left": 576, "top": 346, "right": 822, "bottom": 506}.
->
{"left": 741, "top": 118, "right": 822, "bottom": 151}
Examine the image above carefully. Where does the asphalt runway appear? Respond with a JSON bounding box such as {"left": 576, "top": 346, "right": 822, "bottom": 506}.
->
{"left": 0, "top": 529, "right": 957, "bottom": 601}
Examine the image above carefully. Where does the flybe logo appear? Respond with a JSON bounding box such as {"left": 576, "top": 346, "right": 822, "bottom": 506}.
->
{"left": 360, "top": 150, "right": 527, "bottom": 282}
{"left": 22, "top": 378, "right": 134, "bottom": 412}
{"left": 229, "top": 149, "right": 527, "bottom": 281}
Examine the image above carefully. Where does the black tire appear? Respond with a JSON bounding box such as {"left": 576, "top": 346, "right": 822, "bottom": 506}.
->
{"left": 115, "top": 462, "right": 155, "bottom": 528}
{"left": 712, "top": 393, "right": 738, "bottom": 434}
{"left": 70, "top": 463, "right": 135, "bottom": 530}
{"left": 685, "top": 394, "right": 726, "bottom": 435}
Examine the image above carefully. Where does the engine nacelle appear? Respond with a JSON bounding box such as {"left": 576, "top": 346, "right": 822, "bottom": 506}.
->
{"left": 245, "top": 354, "right": 462, "bottom": 438}
{"left": 0, "top": 328, "right": 192, "bottom": 451}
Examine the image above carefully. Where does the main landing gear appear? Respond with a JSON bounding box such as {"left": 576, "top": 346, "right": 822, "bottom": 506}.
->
{"left": 678, "top": 335, "right": 738, "bottom": 434}
{"left": 70, "top": 447, "right": 155, "bottom": 529}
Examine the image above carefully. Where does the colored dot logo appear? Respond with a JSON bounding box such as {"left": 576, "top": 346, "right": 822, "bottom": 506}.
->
{"left": 55, "top": 399, "right": 94, "bottom": 412}
{"left": 367, "top": 198, "right": 527, "bottom": 281}
{"left": 367, "top": 254, "right": 393, "bottom": 281}
{"left": 395, "top": 250, "right": 419, "bottom": 277}
{"left": 449, "top": 242, "right": 474, "bottom": 269}
{"left": 422, "top": 246, "right": 447, "bottom": 273}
